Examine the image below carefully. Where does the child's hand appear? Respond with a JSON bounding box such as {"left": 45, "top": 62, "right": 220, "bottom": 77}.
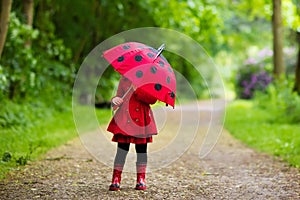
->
{"left": 112, "top": 97, "right": 123, "bottom": 106}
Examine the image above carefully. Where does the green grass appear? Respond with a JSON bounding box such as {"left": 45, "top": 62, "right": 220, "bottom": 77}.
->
{"left": 0, "top": 105, "right": 111, "bottom": 179}
{"left": 224, "top": 100, "right": 300, "bottom": 168}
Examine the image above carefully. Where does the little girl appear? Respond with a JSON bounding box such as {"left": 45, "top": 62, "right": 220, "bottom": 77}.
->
{"left": 107, "top": 76, "right": 158, "bottom": 191}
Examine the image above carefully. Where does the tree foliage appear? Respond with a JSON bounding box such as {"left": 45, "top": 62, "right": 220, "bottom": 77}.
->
{"left": 0, "top": 0, "right": 299, "bottom": 105}
{"left": 0, "top": 12, "right": 74, "bottom": 102}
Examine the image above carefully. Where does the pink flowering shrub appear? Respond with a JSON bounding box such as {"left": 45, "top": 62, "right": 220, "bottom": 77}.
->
{"left": 236, "top": 48, "right": 273, "bottom": 99}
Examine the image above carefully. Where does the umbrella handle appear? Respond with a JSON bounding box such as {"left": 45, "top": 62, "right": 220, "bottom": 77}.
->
{"left": 112, "top": 84, "right": 133, "bottom": 116}
{"left": 154, "top": 44, "right": 165, "bottom": 61}
{"left": 121, "top": 84, "right": 133, "bottom": 99}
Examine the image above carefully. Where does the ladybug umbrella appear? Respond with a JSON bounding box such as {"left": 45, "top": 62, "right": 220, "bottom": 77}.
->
{"left": 103, "top": 42, "right": 176, "bottom": 108}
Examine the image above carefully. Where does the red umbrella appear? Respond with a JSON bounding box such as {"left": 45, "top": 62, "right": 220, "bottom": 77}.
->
{"left": 103, "top": 42, "right": 176, "bottom": 107}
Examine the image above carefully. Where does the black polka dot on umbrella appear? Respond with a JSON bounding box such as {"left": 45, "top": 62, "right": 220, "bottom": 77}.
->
{"left": 168, "top": 67, "right": 173, "bottom": 73}
{"left": 158, "top": 61, "right": 164, "bottom": 67}
{"left": 147, "top": 53, "right": 154, "bottom": 58}
{"left": 166, "top": 76, "right": 171, "bottom": 84}
{"left": 150, "top": 66, "right": 157, "bottom": 74}
{"left": 135, "top": 55, "right": 143, "bottom": 62}
{"left": 170, "top": 92, "right": 175, "bottom": 98}
{"left": 154, "top": 83, "right": 162, "bottom": 91}
{"left": 136, "top": 70, "right": 143, "bottom": 78}
{"left": 123, "top": 45, "right": 130, "bottom": 50}
{"left": 118, "top": 56, "right": 124, "bottom": 62}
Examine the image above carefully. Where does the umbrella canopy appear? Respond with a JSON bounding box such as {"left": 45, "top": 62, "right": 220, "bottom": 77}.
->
{"left": 103, "top": 42, "right": 176, "bottom": 107}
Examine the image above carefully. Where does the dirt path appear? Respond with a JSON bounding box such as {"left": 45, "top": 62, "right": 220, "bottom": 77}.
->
{"left": 1, "top": 100, "right": 299, "bottom": 199}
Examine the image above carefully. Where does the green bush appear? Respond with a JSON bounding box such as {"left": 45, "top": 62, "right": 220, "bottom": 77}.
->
{"left": 255, "top": 78, "right": 300, "bottom": 124}
{"left": 0, "top": 12, "right": 75, "bottom": 102}
{"left": 0, "top": 99, "right": 54, "bottom": 129}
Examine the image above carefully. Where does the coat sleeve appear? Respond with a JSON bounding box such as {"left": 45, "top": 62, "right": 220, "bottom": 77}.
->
{"left": 134, "top": 88, "right": 157, "bottom": 105}
{"left": 115, "top": 78, "right": 126, "bottom": 98}
{"left": 112, "top": 77, "right": 129, "bottom": 100}
{"left": 110, "top": 78, "right": 125, "bottom": 108}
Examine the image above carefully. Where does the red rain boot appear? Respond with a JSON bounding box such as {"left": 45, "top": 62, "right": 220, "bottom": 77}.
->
{"left": 109, "top": 164, "right": 123, "bottom": 191}
{"left": 135, "top": 163, "right": 147, "bottom": 190}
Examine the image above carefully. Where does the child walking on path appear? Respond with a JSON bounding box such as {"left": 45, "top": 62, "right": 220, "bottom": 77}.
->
{"left": 107, "top": 76, "right": 158, "bottom": 191}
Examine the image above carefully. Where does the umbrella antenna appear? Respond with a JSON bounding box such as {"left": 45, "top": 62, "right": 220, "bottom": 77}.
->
{"left": 154, "top": 44, "right": 165, "bottom": 61}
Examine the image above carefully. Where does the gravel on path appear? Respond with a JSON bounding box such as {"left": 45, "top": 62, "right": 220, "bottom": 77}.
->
{"left": 1, "top": 101, "right": 299, "bottom": 199}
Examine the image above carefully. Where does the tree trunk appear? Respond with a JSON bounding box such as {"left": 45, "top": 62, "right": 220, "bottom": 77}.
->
{"left": 272, "top": 0, "right": 285, "bottom": 78}
{"left": 0, "top": 0, "right": 13, "bottom": 59}
{"left": 23, "top": 0, "right": 34, "bottom": 47}
{"left": 23, "top": 0, "right": 34, "bottom": 26}
{"left": 293, "top": 32, "right": 300, "bottom": 94}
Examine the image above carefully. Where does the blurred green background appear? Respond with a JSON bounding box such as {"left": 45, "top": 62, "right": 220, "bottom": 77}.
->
{"left": 0, "top": 0, "right": 299, "bottom": 177}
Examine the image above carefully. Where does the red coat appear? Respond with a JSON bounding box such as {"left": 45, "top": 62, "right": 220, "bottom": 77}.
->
{"left": 107, "top": 77, "right": 158, "bottom": 140}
